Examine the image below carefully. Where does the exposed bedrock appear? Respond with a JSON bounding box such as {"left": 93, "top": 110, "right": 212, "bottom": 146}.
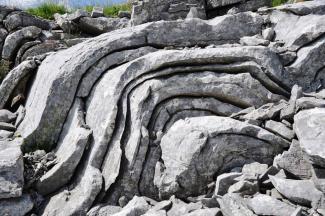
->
{"left": 2, "top": 1, "right": 325, "bottom": 215}
{"left": 155, "top": 116, "right": 287, "bottom": 199}
{"left": 16, "top": 12, "right": 268, "bottom": 152}
{"left": 25, "top": 38, "right": 289, "bottom": 216}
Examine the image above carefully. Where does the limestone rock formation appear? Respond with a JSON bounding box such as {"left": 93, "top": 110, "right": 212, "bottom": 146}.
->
{"left": 0, "top": 0, "right": 325, "bottom": 216}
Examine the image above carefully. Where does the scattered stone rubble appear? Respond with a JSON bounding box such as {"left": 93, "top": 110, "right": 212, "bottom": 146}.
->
{"left": 1, "top": 0, "right": 325, "bottom": 216}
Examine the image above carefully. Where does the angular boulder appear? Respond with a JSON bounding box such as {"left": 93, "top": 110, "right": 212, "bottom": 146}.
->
{"left": 113, "top": 196, "right": 151, "bottom": 216}
{"left": 247, "top": 194, "right": 297, "bottom": 216}
{"left": 294, "top": 108, "right": 325, "bottom": 167}
{"left": 2, "top": 26, "right": 42, "bottom": 61}
{"left": 0, "top": 139, "right": 24, "bottom": 199}
{"left": 156, "top": 116, "right": 288, "bottom": 198}
{"left": 274, "top": 139, "right": 312, "bottom": 179}
{"left": 78, "top": 17, "right": 129, "bottom": 35}
{"left": 4, "top": 11, "right": 52, "bottom": 32}
{"left": 0, "top": 60, "right": 38, "bottom": 109}
{"left": 217, "top": 193, "right": 255, "bottom": 216}
{"left": 269, "top": 175, "right": 323, "bottom": 207}
{"left": 265, "top": 120, "right": 295, "bottom": 141}
{"left": 214, "top": 173, "right": 241, "bottom": 196}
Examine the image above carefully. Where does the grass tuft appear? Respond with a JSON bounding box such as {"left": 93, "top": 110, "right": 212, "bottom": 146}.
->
{"left": 26, "top": 2, "right": 132, "bottom": 20}
{"left": 84, "top": 3, "right": 132, "bottom": 17}
{"left": 27, "top": 3, "right": 67, "bottom": 20}
{"left": 272, "top": 0, "right": 288, "bottom": 7}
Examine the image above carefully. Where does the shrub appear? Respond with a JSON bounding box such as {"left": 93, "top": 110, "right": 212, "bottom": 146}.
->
{"left": 27, "top": 3, "right": 67, "bottom": 20}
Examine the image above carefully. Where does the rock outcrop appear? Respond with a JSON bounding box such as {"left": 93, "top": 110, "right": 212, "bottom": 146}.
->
{"left": 1, "top": 1, "right": 325, "bottom": 216}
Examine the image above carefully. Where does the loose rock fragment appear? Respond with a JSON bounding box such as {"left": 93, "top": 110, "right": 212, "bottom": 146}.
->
{"left": 274, "top": 140, "right": 312, "bottom": 179}
{"left": 265, "top": 120, "right": 295, "bottom": 140}
{"left": 2, "top": 26, "right": 42, "bottom": 61}
{"left": 294, "top": 108, "right": 325, "bottom": 168}
{"left": 247, "top": 194, "right": 297, "bottom": 216}
{"left": 215, "top": 173, "right": 241, "bottom": 196}
{"left": 217, "top": 193, "right": 255, "bottom": 216}
{"left": 0, "top": 139, "right": 24, "bottom": 199}
{"left": 269, "top": 175, "right": 323, "bottom": 207}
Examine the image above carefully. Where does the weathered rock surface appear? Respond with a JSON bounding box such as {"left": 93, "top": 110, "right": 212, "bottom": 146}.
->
{"left": 274, "top": 140, "right": 312, "bottom": 179}
{"left": 3, "top": 11, "right": 52, "bottom": 32}
{"left": 214, "top": 172, "right": 241, "bottom": 196}
{"left": 17, "top": 13, "right": 267, "bottom": 152}
{"left": 270, "top": 175, "right": 323, "bottom": 207}
{"left": 217, "top": 193, "right": 255, "bottom": 216}
{"left": 0, "top": 194, "right": 34, "bottom": 216}
{"left": 87, "top": 204, "right": 122, "bottom": 216}
{"left": 0, "top": 109, "right": 16, "bottom": 122}
{"left": 2, "top": 26, "right": 42, "bottom": 61}
{"left": 247, "top": 194, "right": 297, "bottom": 216}
{"left": 0, "top": 60, "right": 38, "bottom": 109}
{"left": 184, "top": 208, "right": 222, "bottom": 216}
{"left": 131, "top": 0, "right": 205, "bottom": 25}
{"left": 294, "top": 108, "right": 325, "bottom": 168}
{"left": 111, "top": 196, "right": 151, "bottom": 216}
{"left": 265, "top": 120, "right": 295, "bottom": 140}
{"left": 228, "top": 180, "right": 259, "bottom": 195}
{"left": 0, "top": 139, "right": 24, "bottom": 199}
{"left": 79, "top": 17, "right": 129, "bottom": 35}
{"left": 0, "top": 1, "right": 325, "bottom": 215}
{"left": 271, "top": 0, "right": 325, "bottom": 15}
{"left": 167, "top": 196, "right": 202, "bottom": 216}
{"left": 37, "top": 99, "right": 92, "bottom": 195}
{"left": 156, "top": 116, "right": 287, "bottom": 198}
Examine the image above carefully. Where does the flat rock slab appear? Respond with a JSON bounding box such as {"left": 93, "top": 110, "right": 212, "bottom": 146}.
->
{"left": 265, "top": 120, "right": 295, "bottom": 140}
{"left": 217, "top": 193, "right": 255, "bottom": 216}
{"left": 294, "top": 108, "right": 325, "bottom": 168}
{"left": 269, "top": 175, "right": 323, "bottom": 207}
{"left": 184, "top": 208, "right": 222, "bottom": 216}
{"left": 274, "top": 0, "right": 325, "bottom": 15}
{"left": 247, "top": 194, "right": 296, "bottom": 216}
{"left": 0, "top": 139, "right": 24, "bottom": 199}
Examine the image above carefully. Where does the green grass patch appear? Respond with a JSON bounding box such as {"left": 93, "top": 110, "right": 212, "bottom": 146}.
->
{"left": 84, "top": 3, "right": 131, "bottom": 17}
{"left": 27, "top": 3, "right": 67, "bottom": 20}
{"left": 272, "top": 0, "right": 288, "bottom": 7}
{"left": 26, "top": 2, "right": 132, "bottom": 20}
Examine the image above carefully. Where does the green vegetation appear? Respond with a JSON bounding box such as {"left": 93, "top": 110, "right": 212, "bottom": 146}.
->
{"left": 26, "top": 2, "right": 132, "bottom": 20}
{"left": 272, "top": 0, "right": 288, "bottom": 7}
{"left": 27, "top": 3, "right": 67, "bottom": 20}
{"left": 84, "top": 3, "right": 131, "bottom": 17}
